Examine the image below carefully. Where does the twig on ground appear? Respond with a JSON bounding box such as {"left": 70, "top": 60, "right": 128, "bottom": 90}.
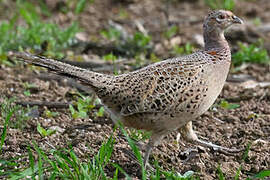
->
{"left": 16, "top": 101, "right": 72, "bottom": 108}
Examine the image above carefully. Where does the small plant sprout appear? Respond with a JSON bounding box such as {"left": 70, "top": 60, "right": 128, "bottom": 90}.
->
{"left": 43, "top": 110, "right": 59, "bottom": 118}
{"left": 232, "top": 41, "right": 269, "bottom": 67}
{"left": 219, "top": 100, "right": 240, "bottom": 110}
{"left": 69, "top": 95, "right": 95, "bottom": 119}
{"left": 204, "top": 0, "right": 235, "bottom": 11}
{"left": 172, "top": 43, "right": 194, "bottom": 56}
{"left": 163, "top": 25, "right": 179, "bottom": 39}
{"left": 37, "top": 123, "right": 56, "bottom": 137}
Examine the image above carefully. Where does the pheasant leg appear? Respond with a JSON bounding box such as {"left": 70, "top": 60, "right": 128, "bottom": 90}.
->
{"left": 178, "top": 121, "right": 242, "bottom": 153}
{"left": 143, "top": 132, "right": 164, "bottom": 168}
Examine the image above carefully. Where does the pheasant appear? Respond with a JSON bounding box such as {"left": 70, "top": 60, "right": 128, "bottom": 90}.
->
{"left": 9, "top": 10, "right": 243, "bottom": 166}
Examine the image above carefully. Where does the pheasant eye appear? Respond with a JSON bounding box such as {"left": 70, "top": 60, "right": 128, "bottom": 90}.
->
{"left": 218, "top": 14, "right": 225, "bottom": 19}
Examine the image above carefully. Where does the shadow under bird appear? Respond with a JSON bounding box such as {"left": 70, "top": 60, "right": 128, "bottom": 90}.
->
{"left": 9, "top": 10, "right": 243, "bottom": 167}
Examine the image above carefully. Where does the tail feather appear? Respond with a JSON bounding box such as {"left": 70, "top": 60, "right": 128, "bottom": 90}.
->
{"left": 9, "top": 52, "right": 113, "bottom": 88}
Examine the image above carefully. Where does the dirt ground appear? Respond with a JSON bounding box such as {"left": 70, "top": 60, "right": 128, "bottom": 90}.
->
{"left": 1, "top": 0, "right": 270, "bottom": 179}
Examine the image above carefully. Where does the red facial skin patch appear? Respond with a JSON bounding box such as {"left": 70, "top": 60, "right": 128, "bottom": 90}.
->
{"left": 207, "top": 51, "right": 217, "bottom": 56}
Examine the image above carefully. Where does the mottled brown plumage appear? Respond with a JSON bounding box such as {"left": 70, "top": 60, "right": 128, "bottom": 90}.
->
{"left": 9, "top": 10, "right": 243, "bottom": 166}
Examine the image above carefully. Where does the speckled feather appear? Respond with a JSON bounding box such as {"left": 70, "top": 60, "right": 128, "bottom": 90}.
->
{"left": 10, "top": 10, "right": 243, "bottom": 165}
{"left": 12, "top": 46, "right": 231, "bottom": 132}
{"left": 96, "top": 47, "right": 231, "bottom": 131}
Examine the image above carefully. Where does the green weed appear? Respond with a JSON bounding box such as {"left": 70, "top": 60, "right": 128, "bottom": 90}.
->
{"left": 95, "top": 106, "right": 105, "bottom": 117}
{"left": 103, "top": 53, "right": 119, "bottom": 75}
{"left": 248, "top": 170, "right": 270, "bottom": 180}
{"left": 101, "top": 27, "right": 122, "bottom": 42}
{"left": 43, "top": 109, "right": 59, "bottom": 118}
{"left": 101, "top": 27, "right": 153, "bottom": 57}
{"left": 252, "top": 18, "right": 262, "bottom": 26}
{"left": 103, "top": 53, "right": 118, "bottom": 62}
{"left": 204, "top": 0, "right": 235, "bottom": 11}
{"left": 118, "top": 8, "right": 129, "bottom": 19}
{"left": 215, "top": 143, "right": 270, "bottom": 179}
{"left": 0, "top": 156, "right": 25, "bottom": 177}
{"left": 37, "top": 123, "right": 56, "bottom": 137}
{"left": 5, "top": 136, "right": 116, "bottom": 179}
{"left": 164, "top": 25, "right": 179, "bottom": 39}
{"left": 118, "top": 123, "right": 146, "bottom": 179}
{"left": 119, "top": 122, "right": 195, "bottom": 179}
{"left": 216, "top": 165, "right": 225, "bottom": 180}
{"left": 23, "top": 90, "right": 31, "bottom": 96}
{"left": 75, "top": 0, "right": 95, "bottom": 14}
{"left": 129, "top": 32, "right": 152, "bottom": 52}
{"left": 69, "top": 94, "right": 95, "bottom": 119}
{"left": 0, "top": 103, "right": 14, "bottom": 153}
{"left": 1, "top": 120, "right": 198, "bottom": 179}
{"left": 232, "top": 42, "right": 269, "bottom": 67}
{"left": 219, "top": 100, "right": 240, "bottom": 110}
{"left": 129, "top": 129, "right": 151, "bottom": 142}
{"left": 150, "top": 53, "right": 161, "bottom": 63}
{"left": 0, "top": 1, "right": 80, "bottom": 64}
{"left": 22, "top": 82, "right": 37, "bottom": 89}
{"left": 0, "top": 97, "right": 29, "bottom": 129}
{"left": 246, "top": 113, "right": 259, "bottom": 121}
{"left": 172, "top": 43, "right": 194, "bottom": 56}
{"left": 22, "top": 82, "right": 36, "bottom": 96}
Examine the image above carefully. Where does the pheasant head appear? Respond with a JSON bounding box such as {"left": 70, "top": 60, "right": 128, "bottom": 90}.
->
{"left": 203, "top": 10, "right": 243, "bottom": 50}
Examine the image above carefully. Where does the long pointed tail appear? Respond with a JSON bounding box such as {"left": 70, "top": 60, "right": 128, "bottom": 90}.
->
{"left": 8, "top": 52, "right": 114, "bottom": 88}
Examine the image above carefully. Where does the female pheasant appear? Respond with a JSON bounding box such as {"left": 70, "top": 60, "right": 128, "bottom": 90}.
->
{"left": 9, "top": 10, "right": 243, "bottom": 167}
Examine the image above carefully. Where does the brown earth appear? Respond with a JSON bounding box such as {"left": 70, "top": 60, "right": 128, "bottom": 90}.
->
{"left": 0, "top": 0, "right": 270, "bottom": 179}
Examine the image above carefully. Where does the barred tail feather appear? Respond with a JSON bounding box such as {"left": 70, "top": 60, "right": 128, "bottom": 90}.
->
{"left": 9, "top": 52, "right": 113, "bottom": 88}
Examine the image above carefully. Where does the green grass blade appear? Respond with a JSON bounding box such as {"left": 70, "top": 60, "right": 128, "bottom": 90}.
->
{"left": 68, "top": 150, "right": 81, "bottom": 178}
{"left": 118, "top": 123, "right": 146, "bottom": 180}
{"left": 38, "top": 155, "right": 43, "bottom": 180}
{"left": 75, "top": 0, "right": 87, "bottom": 14}
{"left": 252, "top": 170, "right": 270, "bottom": 179}
{"left": 54, "top": 153, "right": 74, "bottom": 178}
{"left": 1, "top": 109, "right": 14, "bottom": 152}
{"left": 9, "top": 164, "right": 39, "bottom": 180}
{"left": 217, "top": 165, "right": 225, "bottom": 180}
{"left": 112, "top": 163, "right": 131, "bottom": 180}
{"left": 27, "top": 146, "right": 35, "bottom": 178}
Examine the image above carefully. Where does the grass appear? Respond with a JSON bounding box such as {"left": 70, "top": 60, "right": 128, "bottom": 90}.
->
{"left": 69, "top": 94, "right": 96, "bottom": 119}
{"left": 171, "top": 43, "right": 195, "bottom": 56}
{"left": 0, "top": 98, "right": 193, "bottom": 179}
{"left": 103, "top": 53, "right": 119, "bottom": 74}
{"left": 43, "top": 109, "right": 59, "bottom": 118}
{"left": 37, "top": 122, "right": 56, "bottom": 137}
{"left": 204, "top": 0, "right": 235, "bottom": 11}
{"left": 101, "top": 27, "right": 153, "bottom": 57}
{"left": 0, "top": 103, "right": 13, "bottom": 153}
{"left": 215, "top": 143, "right": 270, "bottom": 180}
{"left": 0, "top": 98, "right": 269, "bottom": 179}
{"left": 6, "top": 139, "right": 115, "bottom": 179}
{"left": 0, "top": 97, "right": 30, "bottom": 129}
{"left": 3, "top": 125, "right": 268, "bottom": 179}
{"left": 75, "top": 0, "right": 95, "bottom": 14}
{"left": 0, "top": 0, "right": 80, "bottom": 64}
{"left": 232, "top": 41, "right": 270, "bottom": 67}
{"left": 219, "top": 100, "right": 240, "bottom": 110}
{"left": 1, "top": 133, "right": 116, "bottom": 179}
{"left": 163, "top": 25, "right": 179, "bottom": 39}
{"left": 0, "top": 120, "right": 196, "bottom": 179}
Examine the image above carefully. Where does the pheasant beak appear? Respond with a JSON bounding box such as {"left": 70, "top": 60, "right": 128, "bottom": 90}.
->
{"left": 232, "top": 15, "right": 243, "bottom": 24}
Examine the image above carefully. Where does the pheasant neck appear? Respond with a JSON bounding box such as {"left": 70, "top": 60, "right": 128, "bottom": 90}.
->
{"left": 203, "top": 29, "right": 229, "bottom": 51}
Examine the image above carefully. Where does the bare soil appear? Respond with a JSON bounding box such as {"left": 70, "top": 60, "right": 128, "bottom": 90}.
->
{"left": 1, "top": 0, "right": 270, "bottom": 179}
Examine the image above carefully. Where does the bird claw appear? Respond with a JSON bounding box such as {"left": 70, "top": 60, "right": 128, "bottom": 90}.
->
{"left": 195, "top": 138, "right": 243, "bottom": 154}
{"left": 178, "top": 121, "right": 243, "bottom": 155}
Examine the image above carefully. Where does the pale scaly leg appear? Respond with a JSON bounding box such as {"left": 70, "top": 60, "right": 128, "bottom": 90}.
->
{"left": 143, "top": 132, "right": 164, "bottom": 168}
{"left": 178, "top": 121, "right": 242, "bottom": 153}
